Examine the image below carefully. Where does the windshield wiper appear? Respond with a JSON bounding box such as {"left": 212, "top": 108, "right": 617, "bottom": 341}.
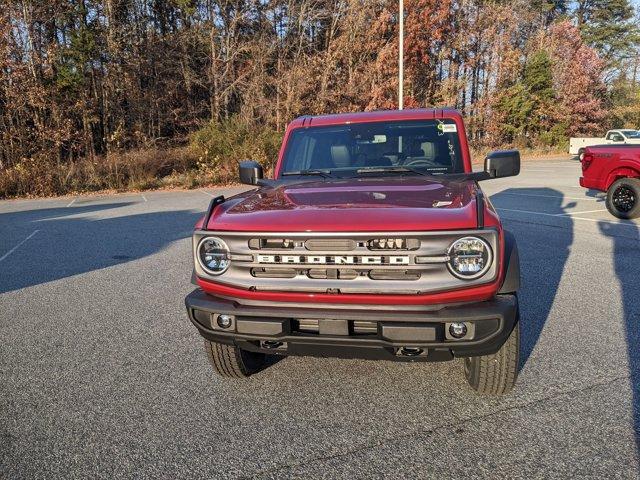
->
{"left": 356, "top": 166, "right": 431, "bottom": 177}
{"left": 282, "top": 169, "right": 332, "bottom": 178}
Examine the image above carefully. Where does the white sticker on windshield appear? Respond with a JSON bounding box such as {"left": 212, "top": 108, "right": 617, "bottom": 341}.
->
{"left": 438, "top": 123, "right": 457, "bottom": 133}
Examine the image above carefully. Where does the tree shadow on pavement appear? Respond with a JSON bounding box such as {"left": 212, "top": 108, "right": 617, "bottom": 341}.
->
{"left": 599, "top": 221, "right": 640, "bottom": 451}
{"left": 490, "top": 187, "right": 574, "bottom": 371}
{"left": 0, "top": 202, "right": 202, "bottom": 294}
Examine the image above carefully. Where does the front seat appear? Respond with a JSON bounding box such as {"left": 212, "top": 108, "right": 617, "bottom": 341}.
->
{"left": 330, "top": 145, "right": 352, "bottom": 169}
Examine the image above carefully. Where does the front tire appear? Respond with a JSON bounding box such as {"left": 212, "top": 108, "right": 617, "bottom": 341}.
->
{"left": 204, "top": 340, "right": 266, "bottom": 378}
{"left": 606, "top": 178, "right": 640, "bottom": 219}
{"left": 464, "top": 316, "right": 519, "bottom": 395}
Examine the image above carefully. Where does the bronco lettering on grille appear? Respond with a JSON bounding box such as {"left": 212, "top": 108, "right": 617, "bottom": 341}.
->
{"left": 256, "top": 255, "right": 410, "bottom": 265}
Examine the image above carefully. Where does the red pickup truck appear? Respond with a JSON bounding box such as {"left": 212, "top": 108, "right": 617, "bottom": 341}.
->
{"left": 185, "top": 109, "right": 522, "bottom": 395}
{"left": 580, "top": 145, "right": 640, "bottom": 219}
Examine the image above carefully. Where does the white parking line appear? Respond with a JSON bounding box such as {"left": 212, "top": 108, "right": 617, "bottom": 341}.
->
{"left": 141, "top": 194, "right": 147, "bottom": 202}
{"left": 0, "top": 230, "right": 39, "bottom": 263}
{"left": 558, "top": 209, "right": 608, "bottom": 216}
{"left": 66, "top": 197, "right": 77, "bottom": 207}
{"left": 526, "top": 164, "right": 578, "bottom": 167}
{"left": 496, "top": 207, "right": 640, "bottom": 228}
{"left": 496, "top": 192, "right": 598, "bottom": 201}
{"left": 496, "top": 207, "right": 559, "bottom": 218}
{"left": 526, "top": 162, "right": 576, "bottom": 166}
{"left": 507, "top": 184, "right": 601, "bottom": 192}
{"left": 200, "top": 190, "right": 215, "bottom": 197}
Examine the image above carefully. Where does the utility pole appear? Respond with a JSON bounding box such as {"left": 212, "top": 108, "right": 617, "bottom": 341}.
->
{"left": 398, "top": 0, "right": 404, "bottom": 110}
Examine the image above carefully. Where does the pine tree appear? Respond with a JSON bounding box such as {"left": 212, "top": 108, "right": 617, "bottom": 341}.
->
{"left": 494, "top": 50, "right": 558, "bottom": 145}
{"left": 524, "top": 51, "right": 555, "bottom": 101}
{"left": 577, "top": 0, "right": 640, "bottom": 71}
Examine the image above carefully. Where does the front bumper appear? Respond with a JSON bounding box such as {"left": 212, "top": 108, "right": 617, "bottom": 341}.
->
{"left": 185, "top": 290, "right": 518, "bottom": 362}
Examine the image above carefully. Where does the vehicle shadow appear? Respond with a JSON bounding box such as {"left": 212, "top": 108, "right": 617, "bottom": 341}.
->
{"left": 598, "top": 221, "right": 640, "bottom": 450}
{"left": 489, "top": 187, "right": 574, "bottom": 371}
{"left": 0, "top": 202, "right": 202, "bottom": 294}
{"left": 584, "top": 189, "right": 606, "bottom": 202}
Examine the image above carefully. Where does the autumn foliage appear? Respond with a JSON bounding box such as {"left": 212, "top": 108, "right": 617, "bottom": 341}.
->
{"left": 0, "top": 0, "right": 636, "bottom": 197}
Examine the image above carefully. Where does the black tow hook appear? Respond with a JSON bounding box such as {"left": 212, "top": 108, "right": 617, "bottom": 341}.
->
{"left": 398, "top": 347, "right": 424, "bottom": 356}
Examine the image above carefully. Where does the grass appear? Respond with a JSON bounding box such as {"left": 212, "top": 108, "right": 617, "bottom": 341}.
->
{"left": 0, "top": 117, "right": 283, "bottom": 199}
{"left": 0, "top": 145, "right": 571, "bottom": 200}
{"left": 0, "top": 146, "right": 233, "bottom": 200}
{"left": 470, "top": 146, "right": 570, "bottom": 165}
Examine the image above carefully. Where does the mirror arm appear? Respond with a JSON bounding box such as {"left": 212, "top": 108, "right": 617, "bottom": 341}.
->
{"left": 472, "top": 171, "right": 492, "bottom": 181}
{"left": 256, "top": 178, "right": 278, "bottom": 187}
{"left": 445, "top": 171, "right": 492, "bottom": 182}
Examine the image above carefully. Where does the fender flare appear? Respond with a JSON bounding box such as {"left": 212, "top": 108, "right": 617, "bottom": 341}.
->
{"left": 605, "top": 167, "right": 640, "bottom": 190}
{"left": 499, "top": 230, "right": 520, "bottom": 294}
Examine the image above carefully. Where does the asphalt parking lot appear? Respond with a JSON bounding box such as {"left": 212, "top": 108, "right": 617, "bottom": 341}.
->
{"left": 2, "top": 158, "right": 640, "bottom": 479}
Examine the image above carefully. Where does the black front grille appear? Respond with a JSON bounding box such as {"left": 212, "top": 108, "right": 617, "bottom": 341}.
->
{"left": 294, "top": 318, "right": 378, "bottom": 335}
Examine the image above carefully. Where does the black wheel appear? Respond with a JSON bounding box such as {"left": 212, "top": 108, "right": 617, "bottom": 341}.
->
{"left": 464, "top": 315, "right": 519, "bottom": 395}
{"left": 203, "top": 340, "right": 266, "bottom": 378}
{"left": 606, "top": 178, "right": 640, "bottom": 219}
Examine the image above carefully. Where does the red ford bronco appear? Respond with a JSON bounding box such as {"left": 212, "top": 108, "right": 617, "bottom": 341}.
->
{"left": 185, "top": 109, "right": 522, "bottom": 395}
{"left": 580, "top": 145, "right": 640, "bottom": 219}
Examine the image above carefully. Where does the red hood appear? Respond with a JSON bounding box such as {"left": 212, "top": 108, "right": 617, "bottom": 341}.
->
{"left": 206, "top": 177, "right": 480, "bottom": 232}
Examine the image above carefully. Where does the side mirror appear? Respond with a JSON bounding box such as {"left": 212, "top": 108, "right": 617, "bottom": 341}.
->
{"left": 484, "top": 150, "right": 520, "bottom": 178}
{"left": 239, "top": 160, "right": 263, "bottom": 185}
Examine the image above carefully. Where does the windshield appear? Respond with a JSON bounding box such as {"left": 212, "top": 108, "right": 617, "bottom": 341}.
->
{"left": 279, "top": 120, "right": 465, "bottom": 177}
{"left": 621, "top": 130, "right": 640, "bottom": 138}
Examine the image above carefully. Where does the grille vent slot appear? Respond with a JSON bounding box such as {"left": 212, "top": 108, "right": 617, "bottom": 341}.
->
{"left": 367, "top": 238, "right": 420, "bottom": 250}
{"left": 251, "top": 268, "right": 297, "bottom": 278}
{"left": 353, "top": 320, "right": 377, "bottom": 334}
{"left": 369, "top": 270, "right": 420, "bottom": 281}
{"left": 308, "top": 269, "right": 358, "bottom": 280}
{"left": 297, "top": 319, "right": 319, "bottom": 332}
{"left": 295, "top": 319, "right": 377, "bottom": 335}
{"left": 249, "top": 238, "right": 297, "bottom": 249}
{"left": 305, "top": 239, "right": 357, "bottom": 251}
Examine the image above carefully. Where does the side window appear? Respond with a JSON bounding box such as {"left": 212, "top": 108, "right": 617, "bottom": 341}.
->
{"left": 606, "top": 132, "right": 615, "bottom": 140}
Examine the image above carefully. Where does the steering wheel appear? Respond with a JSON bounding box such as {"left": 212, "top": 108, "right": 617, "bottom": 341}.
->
{"left": 403, "top": 158, "right": 437, "bottom": 168}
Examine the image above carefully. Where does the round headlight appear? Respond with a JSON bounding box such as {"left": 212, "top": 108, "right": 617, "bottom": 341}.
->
{"left": 197, "top": 237, "right": 230, "bottom": 275}
{"left": 447, "top": 236, "right": 492, "bottom": 280}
